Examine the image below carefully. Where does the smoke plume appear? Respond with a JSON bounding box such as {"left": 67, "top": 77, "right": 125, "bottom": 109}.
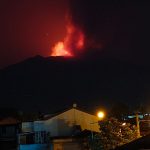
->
{"left": 69, "top": 0, "right": 150, "bottom": 59}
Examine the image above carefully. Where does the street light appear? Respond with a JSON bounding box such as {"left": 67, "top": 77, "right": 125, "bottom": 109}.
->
{"left": 97, "top": 111, "right": 105, "bottom": 120}
{"left": 135, "top": 112, "right": 150, "bottom": 138}
{"left": 90, "top": 111, "right": 105, "bottom": 140}
{"left": 135, "top": 113, "right": 141, "bottom": 138}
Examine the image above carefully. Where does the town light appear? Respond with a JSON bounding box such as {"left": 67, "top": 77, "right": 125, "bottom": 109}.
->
{"left": 97, "top": 111, "right": 105, "bottom": 119}
{"left": 122, "top": 122, "right": 126, "bottom": 126}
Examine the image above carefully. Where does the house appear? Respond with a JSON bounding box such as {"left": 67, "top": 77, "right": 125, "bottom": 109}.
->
{"left": 21, "top": 106, "right": 100, "bottom": 137}
{"left": 18, "top": 105, "right": 100, "bottom": 150}
{"left": 51, "top": 136, "right": 88, "bottom": 150}
{"left": 0, "top": 117, "right": 20, "bottom": 149}
{"left": 50, "top": 130, "right": 95, "bottom": 150}
{"left": 43, "top": 106, "right": 100, "bottom": 137}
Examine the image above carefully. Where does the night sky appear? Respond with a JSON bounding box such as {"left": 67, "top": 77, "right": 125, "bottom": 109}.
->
{"left": 0, "top": 0, "right": 150, "bottom": 112}
{"left": 0, "top": 0, "right": 69, "bottom": 68}
{"left": 0, "top": 0, "right": 150, "bottom": 68}
{"left": 69, "top": 0, "right": 150, "bottom": 64}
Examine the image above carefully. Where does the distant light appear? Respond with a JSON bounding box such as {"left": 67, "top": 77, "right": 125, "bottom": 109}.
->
{"left": 122, "top": 122, "right": 126, "bottom": 126}
{"left": 97, "top": 111, "right": 105, "bottom": 119}
{"left": 128, "top": 115, "right": 143, "bottom": 119}
{"left": 73, "top": 103, "right": 77, "bottom": 108}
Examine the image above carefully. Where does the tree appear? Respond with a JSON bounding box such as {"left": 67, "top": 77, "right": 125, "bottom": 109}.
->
{"left": 90, "top": 118, "right": 137, "bottom": 150}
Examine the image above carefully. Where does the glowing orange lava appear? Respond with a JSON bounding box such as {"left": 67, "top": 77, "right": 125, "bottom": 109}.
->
{"left": 51, "top": 42, "right": 73, "bottom": 57}
{"left": 51, "top": 23, "right": 84, "bottom": 57}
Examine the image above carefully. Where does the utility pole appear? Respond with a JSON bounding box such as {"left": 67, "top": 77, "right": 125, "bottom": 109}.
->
{"left": 135, "top": 113, "right": 141, "bottom": 138}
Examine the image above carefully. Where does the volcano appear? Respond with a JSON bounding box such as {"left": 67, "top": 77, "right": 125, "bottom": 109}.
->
{"left": 0, "top": 55, "right": 150, "bottom": 113}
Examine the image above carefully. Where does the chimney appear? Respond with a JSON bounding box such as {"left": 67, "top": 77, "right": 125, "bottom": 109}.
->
{"left": 73, "top": 103, "right": 77, "bottom": 108}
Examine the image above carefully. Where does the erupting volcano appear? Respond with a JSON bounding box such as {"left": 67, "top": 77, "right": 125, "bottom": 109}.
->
{"left": 51, "top": 22, "right": 84, "bottom": 57}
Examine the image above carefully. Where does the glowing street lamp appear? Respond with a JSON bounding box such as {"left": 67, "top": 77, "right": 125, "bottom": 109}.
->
{"left": 97, "top": 111, "right": 105, "bottom": 119}
{"left": 90, "top": 111, "right": 105, "bottom": 140}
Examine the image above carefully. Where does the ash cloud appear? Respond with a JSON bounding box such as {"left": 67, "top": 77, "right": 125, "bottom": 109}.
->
{"left": 69, "top": 0, "right": 150, "bottom": 62}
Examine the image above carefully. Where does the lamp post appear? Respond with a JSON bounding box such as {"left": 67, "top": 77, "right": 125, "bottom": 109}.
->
{"left": 90, "top": 111, "right": 105, "bottom": 140}
{"left": 135, "top": 113, "right": 141, "bottom": 138}
{"left": 134, "top": 112, "right": 150, "bottom": 138}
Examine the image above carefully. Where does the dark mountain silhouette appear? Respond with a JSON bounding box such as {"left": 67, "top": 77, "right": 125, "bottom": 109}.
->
{"left": 0, "top": 55, "right": 150, "bottom": 113}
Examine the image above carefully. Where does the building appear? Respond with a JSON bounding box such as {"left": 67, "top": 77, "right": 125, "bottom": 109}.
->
{"left": 0, "top": 117, "right": 20, "bottom": 149}
{"left": 18, "top": 106, "right": 100, "bottom": 150}
{"left": 44, "top": 107, "right": 100, "bottom": 137}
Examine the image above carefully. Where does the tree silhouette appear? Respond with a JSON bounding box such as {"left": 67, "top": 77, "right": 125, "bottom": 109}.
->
{"left": 90, "top": 118, "right": 137, "bottom": 150}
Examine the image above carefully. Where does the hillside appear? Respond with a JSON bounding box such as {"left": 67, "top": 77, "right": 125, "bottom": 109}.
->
{"left": 0, "top": 55, "right": 150, "bottom": 112}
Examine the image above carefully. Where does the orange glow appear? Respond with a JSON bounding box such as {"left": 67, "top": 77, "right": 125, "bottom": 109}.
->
{"left": 97, "top": 111, "right": 105, "bottom": 119}
{"left": 76, "top": 33, "right": 84, "bottom": 49}
{"left": 51, "top": 42, "right": 73, "bottom": 57}
{"left": 51, "top": 22, "right": 84, "bottom": 57}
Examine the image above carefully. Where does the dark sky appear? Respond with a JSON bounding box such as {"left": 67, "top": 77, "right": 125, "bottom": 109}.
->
{"left": 69, "top": 0, "right": 150, "bottom": 65}
{"left": 0, "top": 0, "right": 68, "bottom": 68}
{"left": 0, "top": 0, "right": 150, "bottom": 68}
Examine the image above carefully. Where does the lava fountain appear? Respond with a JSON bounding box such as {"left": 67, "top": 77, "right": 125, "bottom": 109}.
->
{"left": 51, "top": 22, "right": 85, "bottom": 57}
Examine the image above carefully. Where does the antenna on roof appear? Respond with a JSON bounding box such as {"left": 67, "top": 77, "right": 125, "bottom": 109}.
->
{"left": 73, "top": 103, "right": 77, "bottom": 108}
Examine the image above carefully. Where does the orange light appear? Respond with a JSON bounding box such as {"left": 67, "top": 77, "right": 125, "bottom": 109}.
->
{"left": 51, "top": 42, "right": 73, "bottom": 57}
{"left": 50, "top": 21, "right": 84, "bottom": 57}
{"left": 76, "top": 33, "right": 84, "bottom": 49}
{"left": 97, "top": 111, "right": 105, "bottom": 119}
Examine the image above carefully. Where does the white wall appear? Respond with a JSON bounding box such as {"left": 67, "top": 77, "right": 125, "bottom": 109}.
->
{"left": 22, "top": 121, "right": 45, "bottom": 133}
{"left": 73, "top": 109, "right": 100, "bottom": 132}
{"left": 21, "top": 109, "right": 100, "bottom": 137}
{"left": 45, "top": 118, "right": 59, "bottom": 136}
{"left": 34, "top": 121, "right": 45, "bottom": 132}
{"left": 44, "top": 108, "right": 100, "bottom": 137}
{"left": 22, "top": 122, "right": 34, "bottom": 132}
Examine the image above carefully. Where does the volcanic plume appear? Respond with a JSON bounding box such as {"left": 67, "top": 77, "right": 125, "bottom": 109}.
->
{"left": 51, "top": 0, "right": 150, "bottom": 61}
{"left": 51, "top": 20, "right": 84, "bottom": 57}
{"left": 50, "top": 0, "right": 111, "bottom": 57}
